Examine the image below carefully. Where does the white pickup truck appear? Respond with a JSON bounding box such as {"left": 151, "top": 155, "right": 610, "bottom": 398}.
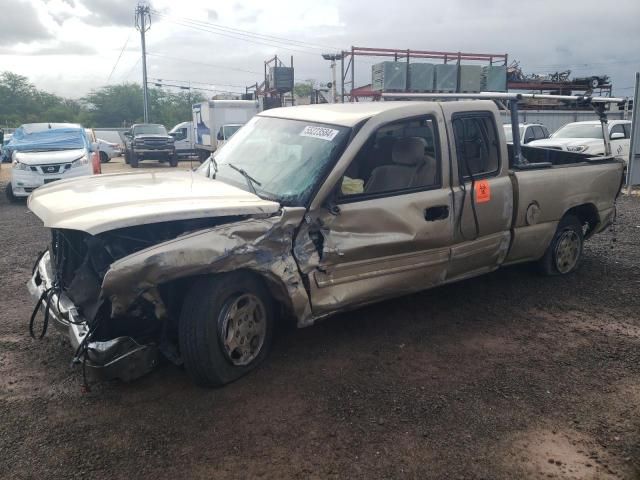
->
{"left": 529, "top": 120, "right": 632, "bottom": 161}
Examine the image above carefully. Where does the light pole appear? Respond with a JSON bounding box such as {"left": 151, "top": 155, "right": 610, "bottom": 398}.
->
{"left": 322, "top": 53, "right": 343, "bottom": 103}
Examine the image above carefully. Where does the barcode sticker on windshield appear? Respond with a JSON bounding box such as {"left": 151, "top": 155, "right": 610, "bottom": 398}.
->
{"left": 300, "top": 126, "right": 339, "bottom": 141}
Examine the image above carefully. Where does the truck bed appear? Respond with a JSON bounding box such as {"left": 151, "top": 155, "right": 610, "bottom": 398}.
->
{"left": 504, "top": 153, "right": 624, "bottom": 265}
{"left": 507, "top": 144, "right": 619, "bottom": 168}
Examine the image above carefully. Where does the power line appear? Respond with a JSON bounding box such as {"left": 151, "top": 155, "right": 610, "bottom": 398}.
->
{"left": 148, "top": 77, "right": 247, "bottom": 90}
{"left": 150, "top": 10, "right": 340, "bottom": 52}
{"left": 146, "top": 52, "right": 262, "bottom": 75}
{"left": 152, "top": 14, "right": 325, "bottom": 57}
{"left": 106, "top": 31, "right": 132, "bottom": 83}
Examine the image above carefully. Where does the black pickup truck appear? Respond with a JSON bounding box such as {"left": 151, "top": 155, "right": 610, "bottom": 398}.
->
{"left": 123, "top": 123, "right": 177, "bottom": 168}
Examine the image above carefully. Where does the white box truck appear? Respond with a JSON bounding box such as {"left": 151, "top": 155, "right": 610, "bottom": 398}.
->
{"left": 192, "top": 100, "right": 260, "bottom": 161}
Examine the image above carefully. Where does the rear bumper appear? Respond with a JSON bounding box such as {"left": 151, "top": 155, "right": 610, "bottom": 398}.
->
{"left": 27, "top": 251, "right": 158, "bottom": 382}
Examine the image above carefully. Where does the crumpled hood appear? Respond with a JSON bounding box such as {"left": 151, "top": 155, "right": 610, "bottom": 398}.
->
{"left": 28, "top": 170, "right": 280, "bottom": 235}
{"left": 15, "top": 148, "right": 87, "bottom": 165}
{"left": 528, "top": 137, "right": 604, "bottom": 152}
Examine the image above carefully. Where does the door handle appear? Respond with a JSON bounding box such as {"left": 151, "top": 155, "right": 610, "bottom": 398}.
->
{"left": 424, "top": 205, "right": 449, "bottom": 221}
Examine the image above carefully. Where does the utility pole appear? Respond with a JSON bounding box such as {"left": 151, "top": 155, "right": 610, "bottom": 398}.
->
{"left": 322, "top": 53, "right": 343, "bottom": 103}
{"left": 135, "top": 3, "right": 151, "bottom": 122}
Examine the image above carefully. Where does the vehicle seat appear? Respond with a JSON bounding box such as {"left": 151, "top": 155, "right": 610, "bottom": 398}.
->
{"left": 365, "top": 137, "right": 436, "bottom": 193}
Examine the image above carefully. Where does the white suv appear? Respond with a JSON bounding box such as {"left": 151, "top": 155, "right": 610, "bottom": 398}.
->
{"left": 529, "top": 120, "right": 631, "bottom": 161}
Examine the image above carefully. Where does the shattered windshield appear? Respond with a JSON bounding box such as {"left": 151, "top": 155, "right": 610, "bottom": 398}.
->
{"left": 552, "top": 124, "right": 603, "bottom": 139}
{"left": 198, "top": 116, "right": 351, "bottom": 206}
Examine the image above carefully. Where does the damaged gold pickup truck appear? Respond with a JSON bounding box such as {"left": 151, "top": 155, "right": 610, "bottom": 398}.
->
{"left": 27, "top": 97, "right": 624, "bottom": 387}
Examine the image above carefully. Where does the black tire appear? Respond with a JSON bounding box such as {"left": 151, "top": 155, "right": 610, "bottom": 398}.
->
{"left": 99, "top": 151, "right": 110, "bottom": 163}
{"left": 538, "top": 215, "right": 583, "bottom": 276}
{"left": 5, "top": 183, "right": 18, "bottom": 203}
{"left": 169, "top": 153, "right": 178, "bottom": 167}
{"left": 124, "top": 151, "right": 130, "bottom": 164}
{"left": 130, "top": 152, "right": 139, "bottom": 168}
{"left": 179, "top": 272, "right": 274, "bottom": 387}
{"left": 197, "top": 150, "right": 209, "bottom": 164}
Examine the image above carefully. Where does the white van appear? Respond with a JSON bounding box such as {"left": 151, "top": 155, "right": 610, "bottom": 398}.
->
{"left": 6, "top": 123, "right": 97, "bottom": 202}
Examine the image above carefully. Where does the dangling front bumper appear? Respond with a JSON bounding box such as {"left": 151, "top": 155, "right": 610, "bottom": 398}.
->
{"left": 27, "top": 251, "right": 159, "bottom": 382}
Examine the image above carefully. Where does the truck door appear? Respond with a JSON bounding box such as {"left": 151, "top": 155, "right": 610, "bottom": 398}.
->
{"left": 301, "top": 114, "right": 454, "bottom": 315}
{"left": 609, "top": 123, "right": 628, "bottom": 159}
{"left": 444, "top": 107, "right": 513, "bottom": 279}
{"left": 172, "top": 126, "right": 191, "bottom": 154}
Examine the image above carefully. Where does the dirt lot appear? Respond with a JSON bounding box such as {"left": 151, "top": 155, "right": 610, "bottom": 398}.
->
{"left": 1, "top": 159, "right": 639, "bottom": 479}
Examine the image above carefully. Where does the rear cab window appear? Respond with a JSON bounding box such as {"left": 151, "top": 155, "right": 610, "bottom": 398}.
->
{"left": 452, "top": 112, "right": 501, "bottom": 180}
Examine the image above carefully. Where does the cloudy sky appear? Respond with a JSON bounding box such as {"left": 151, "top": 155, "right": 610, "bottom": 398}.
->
{"left": 1, "top": 0, "right": 639, "bottom": 99}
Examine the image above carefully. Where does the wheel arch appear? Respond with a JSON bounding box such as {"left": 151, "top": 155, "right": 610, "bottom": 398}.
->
{"left": 158, "top": 268, "right": 298, "bottom": 329}
{"left": 564, "top": 203, "right": 599, "bottom": 239}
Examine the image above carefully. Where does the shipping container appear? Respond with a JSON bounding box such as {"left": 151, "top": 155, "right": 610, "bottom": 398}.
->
{"left": 408, "top": 63, "right": 435, "bottom": 92}
{"left": 434, "top": 64, "right": 458, "bottom": 92}
{"left": 459, "top": 65, "right": 483, "bottom": 92}
{"left": 482, "top": 66, "right": 507, "bottom": 92}
{"left": 372, "top": 62, "right": 407, "bottom": 91}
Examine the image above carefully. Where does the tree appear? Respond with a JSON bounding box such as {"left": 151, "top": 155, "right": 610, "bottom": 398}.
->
{"left": 0, "top": 71, "right": 83, "bottom": 126}
{"left": 0, "top": 70, "right": 207, "bottom": 129}
{"left": 293, "top": 80, "right": 317, "bottom": 98}
{"left": 83, "top": 83, "right": 206, "bottom": 128}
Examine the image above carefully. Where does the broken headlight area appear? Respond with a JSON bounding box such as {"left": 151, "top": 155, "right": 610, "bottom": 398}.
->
{"left": 30, "top": 216, "right": 244, "bottom": 383}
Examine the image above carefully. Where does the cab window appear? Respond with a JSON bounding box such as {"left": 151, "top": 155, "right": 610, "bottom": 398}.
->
{"left": 338, "top": 116, "right": 441, "bottom": 199}
{"left": 452, "top": 113, "right": 500, "bottom": 179}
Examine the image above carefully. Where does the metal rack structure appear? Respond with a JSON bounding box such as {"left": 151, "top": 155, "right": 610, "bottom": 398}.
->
{"left": 339, "top": 46, "right": 508, "bottom": 102}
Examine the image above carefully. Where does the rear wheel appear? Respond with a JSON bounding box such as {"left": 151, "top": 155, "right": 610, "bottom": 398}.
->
{"left": 99, "top": 151, "right": 110, "bottom": 163}
{"left": 179, "top": 272, "right": 274, "bottom": 387}
{"left": 539, "top": 215, "right": 583, "bottom": 275}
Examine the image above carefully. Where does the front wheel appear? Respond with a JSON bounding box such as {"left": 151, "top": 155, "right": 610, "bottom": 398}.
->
{"left": 130, "top": 152, "right": 139, "bottom": 168}
{"left": 169, "top": 153, "right": 178, "bottom": 167}
{"left": 5, "top": 183, "right": 18, "bottom": 203}
{"left": 179, "top": 272, "right": 274, "bottom": 387}
{"left": 538, "top": 215, "right": 584, "bottom": 275}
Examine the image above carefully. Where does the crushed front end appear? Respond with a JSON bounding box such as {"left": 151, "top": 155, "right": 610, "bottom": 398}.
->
{"left": 27, "top": 221, "right": 226, "bottom": 382}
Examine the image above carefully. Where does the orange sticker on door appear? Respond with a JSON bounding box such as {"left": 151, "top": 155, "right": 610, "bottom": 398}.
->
{"left": 475, "top": 180, "right": 491, "bottom": 203}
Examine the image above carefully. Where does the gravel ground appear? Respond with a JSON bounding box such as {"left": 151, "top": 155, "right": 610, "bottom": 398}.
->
{"left": 1, "top": 161, "right": 639, "bottom": 479}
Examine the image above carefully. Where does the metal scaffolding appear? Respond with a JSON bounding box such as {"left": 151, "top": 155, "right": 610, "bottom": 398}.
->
{"left": 340, "top": 46, "right": 508, "bottom": 102}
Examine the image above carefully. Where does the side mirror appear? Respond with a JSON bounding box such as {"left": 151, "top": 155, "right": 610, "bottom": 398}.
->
{"left": 217, "top": 132, "right": 224, "bottom": 141}
{"left": 610, "top": 132, "right": 624, "bottom": 140}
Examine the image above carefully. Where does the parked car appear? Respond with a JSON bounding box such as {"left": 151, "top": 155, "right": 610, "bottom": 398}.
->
{"left": 27, "top": 100, "right": 623, "bottom": 387}
{"left": 503, "top": 123, "right": 549, "bottom": 144}
{"left": 97, "top": 138, "right": 121, "bottom": 163}
{"left": 529, "top": 120, "right": 631, "bottom": 161}
{"left": 123, "top": 123, "right": 176, "bottom": 168}
{"left": 0, "top": 131, "right": 12, "bottom": 163}
{"left": 6, "top": 123, "right": 98, "bottom": 202}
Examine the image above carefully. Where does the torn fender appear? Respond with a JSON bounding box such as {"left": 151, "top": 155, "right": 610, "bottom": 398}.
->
{"left": 101, "top": 208, "right": 313, "bottom": 325}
